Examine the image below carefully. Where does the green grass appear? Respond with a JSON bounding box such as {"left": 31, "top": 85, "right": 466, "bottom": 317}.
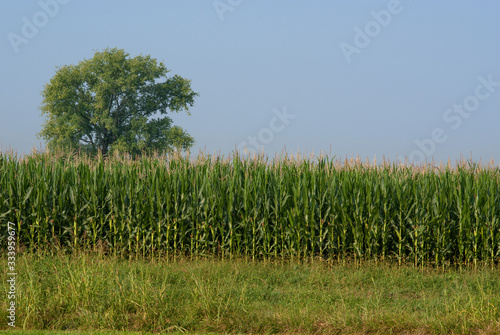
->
{"left": 2, "top": 332, "right": 162, "bottom": 335}
{"left": 1, "top": 250, "right": 500, "bottom": 334}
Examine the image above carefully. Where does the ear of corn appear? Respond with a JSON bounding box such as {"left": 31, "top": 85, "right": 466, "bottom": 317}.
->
{"left": 1, "top": 150, "right": 500, "bottom": 266}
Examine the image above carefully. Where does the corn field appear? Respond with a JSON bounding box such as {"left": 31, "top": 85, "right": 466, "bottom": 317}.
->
{"left": 1, "top": 151, "right": 500, "bottom": 266}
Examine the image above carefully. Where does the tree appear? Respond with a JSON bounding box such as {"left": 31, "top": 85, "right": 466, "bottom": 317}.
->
{"left": 39, "top": 48, "right": 198, "bottom": 156}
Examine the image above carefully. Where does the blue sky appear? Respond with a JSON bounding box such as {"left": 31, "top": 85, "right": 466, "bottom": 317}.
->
{"left": 1, "top": 1, "right": 499, "bottom": 164}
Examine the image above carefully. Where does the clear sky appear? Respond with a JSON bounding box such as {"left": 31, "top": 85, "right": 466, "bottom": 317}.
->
{"left": 1, "top": 1, "right": 500, "bottom": 164}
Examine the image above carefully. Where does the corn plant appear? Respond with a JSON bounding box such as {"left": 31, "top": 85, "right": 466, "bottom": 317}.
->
{"left": 1, "top": 150, "right": 500, "bottom": 266}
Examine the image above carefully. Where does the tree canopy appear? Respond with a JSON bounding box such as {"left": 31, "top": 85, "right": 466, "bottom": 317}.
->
{"left": 39, "top": 48, "right": 198, "bottom": 156}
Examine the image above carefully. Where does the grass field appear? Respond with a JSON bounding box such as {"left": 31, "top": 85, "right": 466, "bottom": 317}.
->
{"left": 3, "top": 331, "right": 161, "bottom": 335}
{"left": 1, "top": 250, "right": 500, "bottom": 334}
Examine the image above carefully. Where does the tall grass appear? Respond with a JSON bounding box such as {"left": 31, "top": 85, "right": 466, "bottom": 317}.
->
{"left": 1, "top": 150, "right": 500, "bottom": 266}
{"left": 3, "top": 252, "right": 500, "bottom": 334}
